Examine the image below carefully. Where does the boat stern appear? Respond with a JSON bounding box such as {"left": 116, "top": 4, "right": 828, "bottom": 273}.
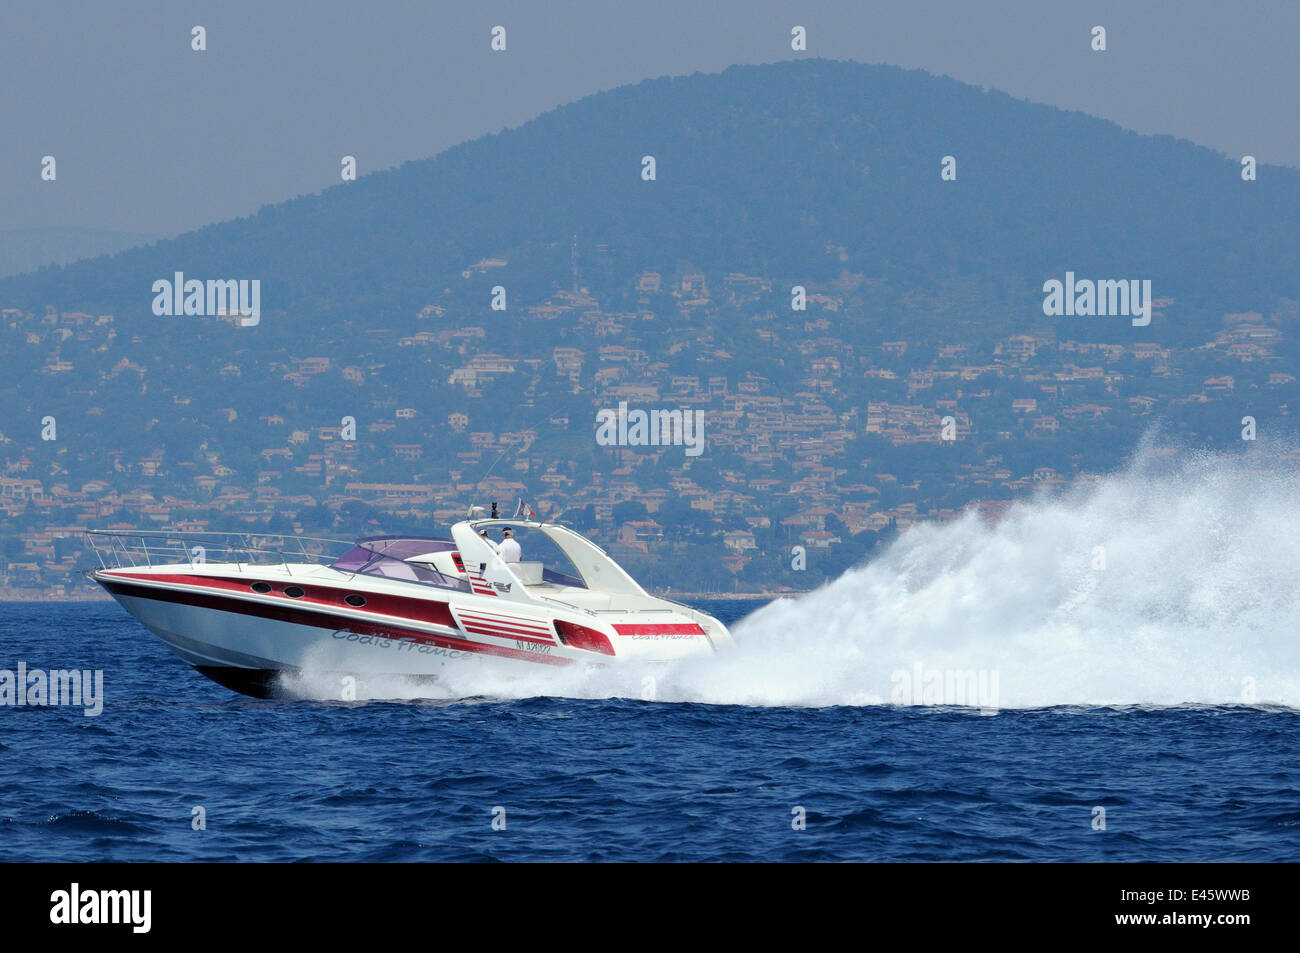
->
{"left": 557, "top": 610, "right": 731, "bottom": 662}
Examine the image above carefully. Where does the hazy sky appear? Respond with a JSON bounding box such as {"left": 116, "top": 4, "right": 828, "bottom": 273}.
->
{"left": 4, "top": 0, "right": 1298, "bottom": 236}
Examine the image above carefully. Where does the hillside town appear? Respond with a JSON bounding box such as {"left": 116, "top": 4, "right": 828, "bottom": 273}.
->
{"left": 2, "top": 265, "right": 1297, "bottom": 598}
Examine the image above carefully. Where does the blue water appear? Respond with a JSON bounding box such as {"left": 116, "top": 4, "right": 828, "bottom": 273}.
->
{"left": 2, "top": 602, "right": 1298, "bottom": 861}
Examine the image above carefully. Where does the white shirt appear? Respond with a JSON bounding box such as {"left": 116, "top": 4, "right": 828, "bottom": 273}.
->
{"left": 498, "top": 537, "right": 521, "bottom": 563}
{"left": 480, "top": 535, "right": 499, "bottom": 553}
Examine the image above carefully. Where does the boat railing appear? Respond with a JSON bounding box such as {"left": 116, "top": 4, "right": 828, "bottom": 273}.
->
{"left": 85, "top": 530, "right": 355, "bottom": 577}
{"left": 532, "top": 596, "right": 686, "bottom": 619}
{"left": 589, "top": 607, "right": 677, "bottom": 615}
{"left": 536, "top": 594, "right": 598, "bottom": 617}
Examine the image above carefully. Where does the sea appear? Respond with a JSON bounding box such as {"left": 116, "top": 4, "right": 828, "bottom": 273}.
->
{"left": 3, "top": 447, "right": 1300, "bottom": 862}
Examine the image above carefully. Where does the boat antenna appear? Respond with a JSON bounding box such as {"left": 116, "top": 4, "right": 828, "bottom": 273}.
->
{"left": 472, "top": 439, "right": 520, "bottom": 497}
{"left": 467, "top": 406, "right": 551, "bottom": 516}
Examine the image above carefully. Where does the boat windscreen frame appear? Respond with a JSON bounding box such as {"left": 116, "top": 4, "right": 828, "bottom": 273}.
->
{"left": 330, "top": 536, "right": 469, "bottom": 592}
{"left": 464, "top": 519, "right": 647, "bottom": 596}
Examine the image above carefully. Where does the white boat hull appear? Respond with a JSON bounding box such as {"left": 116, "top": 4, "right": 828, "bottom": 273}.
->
{"left": 91, "top": 555, "right": 728, "bottom": 698}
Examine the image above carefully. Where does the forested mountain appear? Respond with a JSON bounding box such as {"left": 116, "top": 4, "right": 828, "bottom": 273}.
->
{"left": 2, "top": 59, "right": 1295, "bottom": 339}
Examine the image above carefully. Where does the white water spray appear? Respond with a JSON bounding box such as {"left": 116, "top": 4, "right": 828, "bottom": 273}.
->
{"left": 286, "top": 444, "right": 1300, "bottom": 709}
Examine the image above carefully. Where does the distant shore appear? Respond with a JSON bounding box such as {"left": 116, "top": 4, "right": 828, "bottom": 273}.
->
{"left": 0, "top": 590, "right": 113, "bottom": 603}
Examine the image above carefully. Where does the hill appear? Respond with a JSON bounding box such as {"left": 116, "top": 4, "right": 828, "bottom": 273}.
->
{"left": 2, "top": 59, "right": 1296, "bottom": 337}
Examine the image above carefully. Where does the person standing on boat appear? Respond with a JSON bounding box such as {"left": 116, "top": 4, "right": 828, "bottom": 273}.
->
{"left": 498, "top": 527, "right": 521, "bottom": 563}
{"left": 479, "top": 529, "right": 499, "bottom": 554}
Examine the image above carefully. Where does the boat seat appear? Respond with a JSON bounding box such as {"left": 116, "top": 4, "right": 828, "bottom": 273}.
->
{"left": 509, "top": 561, "right": 544, "bottom": 585}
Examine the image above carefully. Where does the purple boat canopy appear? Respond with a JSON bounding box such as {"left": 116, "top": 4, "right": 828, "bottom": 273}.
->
{"left": 330, "top": 536, "right": 465, "bottom": 589}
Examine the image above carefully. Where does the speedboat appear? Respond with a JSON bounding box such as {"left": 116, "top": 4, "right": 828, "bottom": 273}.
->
{"left": 84, "top": 517, "right": 732, "bottom": 698}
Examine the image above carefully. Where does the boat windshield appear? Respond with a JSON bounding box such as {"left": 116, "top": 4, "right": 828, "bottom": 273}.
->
{"left": 331, "top": 537, "right": 470, "bottom": 591}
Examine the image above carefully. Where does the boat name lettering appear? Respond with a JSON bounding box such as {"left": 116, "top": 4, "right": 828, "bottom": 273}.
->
{"left": 332, "top": 630, "right": 392, "bottom": 648}
{"left": 331, "top": 630, "right": 470, "bottom": 658}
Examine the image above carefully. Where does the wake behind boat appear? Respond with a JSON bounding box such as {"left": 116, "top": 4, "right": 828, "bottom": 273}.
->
{"left": 84, "top": 515, "right": 731, "bottom": 698}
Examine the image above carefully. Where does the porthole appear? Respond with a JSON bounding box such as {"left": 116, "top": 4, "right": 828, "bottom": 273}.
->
{"left": 344, "top": 593, "right": 367, "bottom": 608}
{"left": 283, "top": 585, "right": 305, "bottom": 599}
{"left": 250, "top": 582, "right": 272, "bottom": 594}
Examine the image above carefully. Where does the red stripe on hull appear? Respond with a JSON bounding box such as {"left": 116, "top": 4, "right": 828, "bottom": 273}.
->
{"left": 458, "top": 614, "right": 553, "bottom": 636}
{"left": 612, "top": 623, "right": 705, "bottom": 636}
{"left": 458, "top": 610, "right": 545, "bottom": 624}
{"left": 462, "top": 623, "right": 554, "bottom": 641}
{"left": 100, "top": 570, "right": 460, "bottom": 628}
{"left": 97, "top": 576, "right": 571, "bottom": 666}
{"left": 461, "top": 625, "right": 554, "bottom": 646}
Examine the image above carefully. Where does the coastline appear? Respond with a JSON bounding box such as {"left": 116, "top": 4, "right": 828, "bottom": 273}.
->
{"left": 0, "top": 590, "right": 114, "bottom": 603}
